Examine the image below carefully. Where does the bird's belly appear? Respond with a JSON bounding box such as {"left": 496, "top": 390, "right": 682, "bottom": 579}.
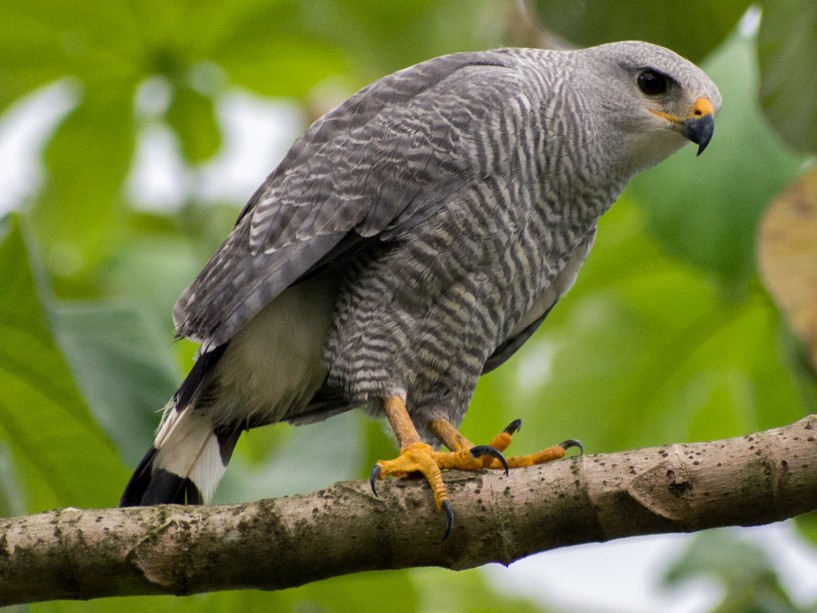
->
{"left": 323, "top": 242, "right": 528, "bottom": 409}
{"left": 209, "top": 272, "right": 340, "bottom": 426}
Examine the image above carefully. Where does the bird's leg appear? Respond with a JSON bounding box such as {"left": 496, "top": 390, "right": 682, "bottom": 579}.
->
{"left": 371, "top": 396, "right": 453, "bottom": 529}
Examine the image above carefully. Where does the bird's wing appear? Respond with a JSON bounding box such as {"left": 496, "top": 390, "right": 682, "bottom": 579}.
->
{"left": 174, "top": 51, "right": 525, "bottom": 349}
{"left": 482, "top": 227, "right": 597, "bottom": 373}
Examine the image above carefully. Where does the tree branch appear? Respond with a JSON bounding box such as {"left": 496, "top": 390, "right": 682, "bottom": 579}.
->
{"left": 3, "top": 415, "right": 816, "bottom": 605}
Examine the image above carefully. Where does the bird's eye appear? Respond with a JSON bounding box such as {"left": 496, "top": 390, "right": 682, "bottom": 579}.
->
{"left": 637, "top": 69, "right": 669, "bottom": 96}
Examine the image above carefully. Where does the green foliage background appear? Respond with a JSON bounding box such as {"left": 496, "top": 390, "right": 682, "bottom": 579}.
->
{"left": 1, "top": 0, "right": 816, "bottom": 610}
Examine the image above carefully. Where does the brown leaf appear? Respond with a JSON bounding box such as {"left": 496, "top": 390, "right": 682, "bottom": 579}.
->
{"left": 758, "top": 167, "right": 817, "bottom": 369}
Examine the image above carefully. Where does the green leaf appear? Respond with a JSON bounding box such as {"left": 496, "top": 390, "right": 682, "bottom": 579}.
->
{"left": 215, "top": 411, "right": 364, "bottom": 504}
{"left": 0, "top": 215, "right": 128, "bottom": 512}
{"left": 325, "top": 0, "right": 505, "bottom": 72}
{"left": 51, "top": 303, "right": 180, "bottom": 465}
{"left": 533, "top": 0, "right": 752, "bottom": 62}
{"left": 102, "top": 231, "right": 201, "bottom": 330}
{"left": 205, "top": 0, "right": 508, "bottom": 101}
{"left": 166, "top": 84, "right": 222, "bottom": 162}
{"left": 794, "top": 510, "right": 817, "bottom": 547}
{"left": 0, "top": 0, "right": 145, "bottom": 109}
{"left": 757, "top": 0, "right": 817, "bottom": 154}
{"left": 0, "top": 8, "right": 73, "bottom": 109}
{"left": 136, "top": 0, "right": 294, "bottom": 64}
{"left": 32, "top": 86, "right": 136, "bottom": 293}
{"left": 308, "top": 0, "right": 509, "bottom": 82}
{"left": 412, "top": 567, "right": 549, "bottom": 613}
{"left": 274, "top": 569, "right": 418, "bottom": 613}
{"left": 33, "top": 567, "right": 418, "bottom": 613}
{"left": 141, "top": 0, "right": 348, "bottom": 99}
{"left": 216, "top": 33, "right": 347, "bottom": 99}
{"left": 361, "top": 413, "right": 400, "bottom": 480}
{"left": 628, "top": 32, "right": 804, "bottom": 288}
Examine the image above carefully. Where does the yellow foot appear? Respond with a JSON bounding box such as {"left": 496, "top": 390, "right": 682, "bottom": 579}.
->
{"left": 369, "top": 441, "right": 509, "bottom": 538}
{"left": 480, "top": 419, "right": 583, "bottom": 469}
{"left": 428, "top": 416, "right": 583, "bottom": 471}
{"left": 373, "top": 396, "right": 583, "bottom": 539}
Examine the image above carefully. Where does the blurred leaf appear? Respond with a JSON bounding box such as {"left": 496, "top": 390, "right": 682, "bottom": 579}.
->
{"left": 0, "top": 8, "right": 74, "bottom": 109}
{"left": 412, "top": 566, "right": 550, "bottom": 613}
{"left": 663, "top": 529, "right": 804, "bottom": 612}
{"left": 140, "top": 0, "right": 297, "bottom": 64}
{"left": 102, "top": 234, "right": 200, "bottom": 328}
{"left": 217, "top": 32, "right": 347, "bottom": 99}
{"left": 51, "top": 303, "right": 180, "bottom": 465}
{"left": 757, "top": 0, "right": 817, "bottom": 154}
{"left": 31, "top": 594, "right": 207, "bottom": 613}
{"left": 629, "top": 32, "right": 804, "bottom": 288}
{"left": 124, "top": 2, "right": 348, "bottom": 99}
{"left": 166, "top": 84, "right": 222, "bottom": 162}
{"left": 32, "top": 86, "right": 135, "bottom": 293}
{"left": 100, "top": 206, "right": 246, "bottom": 344}
{"left": 324, "top": 0, "right": 508, "bottom": 74}
{"left": 32, "top": 568, "right": 418, "bottom": 612}
{"left": 794, "top": 510, "right": 817, "bottom": 547}
{"left": 0, "top": 0, "right": 144, "bottom": 109}
{"left": 757, "top": 166, "right": 817, "bottom": 370}
{"left": 361, "top": 413, "right": 399, "bottom": 480}
{"left": 207, "top": 0, "right": 510, "bottom": 99}
{"left": 533, "top": 0, "right": 751, "bottom": 61}
{"left": 32, "top": 565, "right": 542, "bottom": 612}
{"left": 215, "top": 411, "right": 363, "bottom": 504}
{"left": 274, "top": 569, "right": 418, "bottom": 613}
{"left": 0, "top": 215, "right": 128, "bottom": 511}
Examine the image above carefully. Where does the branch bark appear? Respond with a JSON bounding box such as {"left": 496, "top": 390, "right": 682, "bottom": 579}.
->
{"left": 3, "top": 415, "right": 816, "bottom": 605}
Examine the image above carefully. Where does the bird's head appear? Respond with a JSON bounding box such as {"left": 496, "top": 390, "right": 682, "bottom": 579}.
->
{"left": 580, "top": 41, "right": 722, "bottom": 175}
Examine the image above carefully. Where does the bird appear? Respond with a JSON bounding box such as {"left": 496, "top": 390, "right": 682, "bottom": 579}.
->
{"left": 120, "top": 41, "right": 721, "bottom": 537}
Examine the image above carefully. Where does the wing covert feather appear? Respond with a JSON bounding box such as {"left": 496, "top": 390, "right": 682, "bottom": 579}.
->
{"left": 175, "top": 51, "right": 525, "bottom": 347}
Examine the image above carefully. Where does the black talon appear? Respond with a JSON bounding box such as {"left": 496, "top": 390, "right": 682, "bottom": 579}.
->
{"left": 442, "top": 500, "right": 454, "bottom": 540}
{"left": 369, "top": 464, "right": 381, "bottom": 497}
{"left": 503, "top": 419, "right": 522, "bottom": 435}
{"left": 559, "top": 439, "right": 584, "bottom": 455}
{"left": 470, "top": 445, "right": 509, "bottom": 476}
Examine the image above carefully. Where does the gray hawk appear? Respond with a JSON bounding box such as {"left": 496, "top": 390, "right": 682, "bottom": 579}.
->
{"left": 121, "top": 41, "right": 720, "bottom": 536}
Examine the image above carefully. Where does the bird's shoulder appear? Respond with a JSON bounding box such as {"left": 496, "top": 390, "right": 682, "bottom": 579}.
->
{"left": 240, "top": 50, "right": 533, "bottom": 252}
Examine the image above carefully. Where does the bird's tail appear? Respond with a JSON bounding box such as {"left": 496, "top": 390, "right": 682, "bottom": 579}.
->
{"left": 119, "top": 401, "right": 240, "bottom": 507}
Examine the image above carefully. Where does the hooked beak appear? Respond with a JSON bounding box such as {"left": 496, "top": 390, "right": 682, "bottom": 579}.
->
{"left": 681, "top": 98, "right": 715, "bottom": 155}
{"left": 652, "top": 97, "right": 716, "bottom": 156}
